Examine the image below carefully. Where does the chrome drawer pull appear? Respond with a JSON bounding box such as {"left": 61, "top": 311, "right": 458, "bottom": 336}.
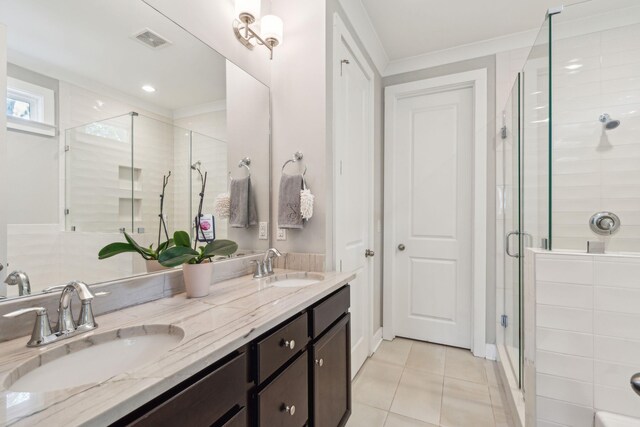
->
{"left": 283, "top": 404, "right": 296, "bottom": 416}
{"left": 282, "top": 339, "right": 295, "bottom": 350}
{"left": 315, "top": 358, "right": 324, "bottom": 367}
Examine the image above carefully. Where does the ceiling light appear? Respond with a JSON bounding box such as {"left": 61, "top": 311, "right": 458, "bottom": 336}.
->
{"left": 565, "top": 64, "right": 583, "bottom": 70}
{"left": 142, "top": 85, "right": 156, "bottom": 93}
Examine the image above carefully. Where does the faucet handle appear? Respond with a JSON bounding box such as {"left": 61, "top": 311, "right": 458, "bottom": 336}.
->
{"left": 3, "top": 307, "right": 47, "bottom": 318}
{"left": 3, "top": 307, "right": 57, "bottom": 347}
{"left": 251, "top": 259, "right": 266, "bottom": 278}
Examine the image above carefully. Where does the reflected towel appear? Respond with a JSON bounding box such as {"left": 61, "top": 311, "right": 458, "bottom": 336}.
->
{"left": 278, "top": 174, "right": 303, "bottom": 229}
{"left": 229, "top": 176, "right": 258, "bottom": 228}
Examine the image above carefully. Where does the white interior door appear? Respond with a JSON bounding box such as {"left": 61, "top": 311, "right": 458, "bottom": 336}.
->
{"left": 334, "top": 30, "right": 373, "bottom": 377}
{"left": 390, "top": 84, "right": 474, "bottom": 349}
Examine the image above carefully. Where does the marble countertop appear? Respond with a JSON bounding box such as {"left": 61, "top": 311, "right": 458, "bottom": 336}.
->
{"left": 0, "top": 270, "right": 355, "bottom": 427}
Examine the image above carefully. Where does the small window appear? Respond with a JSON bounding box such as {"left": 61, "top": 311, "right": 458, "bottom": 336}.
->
{"left": 6, "top": 77, "right": 56, "bottom": 136}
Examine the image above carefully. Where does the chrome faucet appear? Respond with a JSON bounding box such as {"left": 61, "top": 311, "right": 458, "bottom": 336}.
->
{"left": 57, "top": 280, "right": 97, "bottom": 335}
{"left": 252, "top": 248, "right": 282, "bottom": 278}
{"left": 2, "top": 280, "right": 98, "bottom": 347}
{"left": 4, "top": 271, "right": 31, "bottom": 296}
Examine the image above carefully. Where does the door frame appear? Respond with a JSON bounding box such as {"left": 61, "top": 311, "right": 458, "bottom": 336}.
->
{"left": 332, "top": 13, "right": 376, "bottom": 356}
{"left": 383, "top": 69, "right": 488, "bottom": 358}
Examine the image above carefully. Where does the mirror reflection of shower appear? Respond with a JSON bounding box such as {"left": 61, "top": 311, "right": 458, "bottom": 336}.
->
{"left": 191, "top": 161, "right": 204, "bottom": 183}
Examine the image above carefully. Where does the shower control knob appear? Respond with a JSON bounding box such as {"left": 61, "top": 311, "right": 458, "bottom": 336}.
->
{"left": 631, "top": 373, "right": 640, "bottom": 397}
{"left": 590, "top": 212, "right": 621, "bottom": 236}
{"left": 398, "top": 244, "right": 406, "bottom": 251}
{"left": 365, "top": 249, "right": 375, "bottom": 258}
{"left": 599, "top": 217, "right": 614, "bottom": 231}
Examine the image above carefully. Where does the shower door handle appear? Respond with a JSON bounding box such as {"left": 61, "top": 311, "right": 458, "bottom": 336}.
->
{"left": 506, "top": 231, "right": 520, "bottom": 258}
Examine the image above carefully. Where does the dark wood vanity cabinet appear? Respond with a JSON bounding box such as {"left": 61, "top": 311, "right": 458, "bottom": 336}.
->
{"left": 115, "top": 349, "right": 250, "bottom": 427}
{"left": 113, "top": 285, "right": 350, "bottom": 427}
{"left": 311, "top": 314, "right": 351, "bottom": 427}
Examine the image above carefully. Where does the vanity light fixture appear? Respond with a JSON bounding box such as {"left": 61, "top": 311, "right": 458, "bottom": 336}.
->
{"left": 141, "top": 85, "right": 156, "bottom": 93}
{"left": 233, "top": 0, "right": 283, "bottom": 60}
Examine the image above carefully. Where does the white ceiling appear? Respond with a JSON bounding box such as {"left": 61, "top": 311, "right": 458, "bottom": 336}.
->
{"left": 0, "top": 0, "right": 227, "bottom": 113}
{"left": 360, "top": 0, "right": 562, "bottom": 62}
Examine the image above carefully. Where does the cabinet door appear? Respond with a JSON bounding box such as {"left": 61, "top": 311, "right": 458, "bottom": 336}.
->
{"left": 312, "top": 314, "right": 351, "bottom": 427}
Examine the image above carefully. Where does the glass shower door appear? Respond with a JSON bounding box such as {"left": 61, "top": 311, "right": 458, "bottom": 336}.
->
{"left": 503, "top": 75, "right": 522, "bottom": 387}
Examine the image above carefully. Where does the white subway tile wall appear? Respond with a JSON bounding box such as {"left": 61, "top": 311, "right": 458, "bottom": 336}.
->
{"left": 533, "top": 252, "right": 640, "bottom": 425}
{"left": 552, "top": 22, "right": 640, "bottom": 252}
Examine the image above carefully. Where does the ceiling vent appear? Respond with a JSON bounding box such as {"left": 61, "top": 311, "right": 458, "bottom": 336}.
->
{"left": 132, "top": 28, "right": 171, "bottom": 49}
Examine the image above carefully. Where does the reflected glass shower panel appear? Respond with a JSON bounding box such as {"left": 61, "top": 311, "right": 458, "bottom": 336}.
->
{"left": 65, "top": 113, "right": 134, "bottom": 233}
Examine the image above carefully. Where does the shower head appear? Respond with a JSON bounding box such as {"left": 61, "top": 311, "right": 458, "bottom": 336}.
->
{"left": 599, "top": 113, "right": 620, "bottom": 130}
{"left": 191, "top": 161, "right": 201, "bottom": 170}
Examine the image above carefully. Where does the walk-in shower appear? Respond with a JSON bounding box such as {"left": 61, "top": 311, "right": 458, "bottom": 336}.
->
{"left": 497, "top": 0, "right": 640, "bottom": 391}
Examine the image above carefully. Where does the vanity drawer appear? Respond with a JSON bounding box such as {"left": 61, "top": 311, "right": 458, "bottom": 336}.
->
{"left": 222, "top": 407, "right": 247, "bottom": 427}
{"left": 257, "top": 351, "right": 308, "bottom": 427}
{"left": 311, "top": 286, "right": 350, "bottom": 338}
{"left": 256, "top": 312, "right": 309, "bottom": 382}
{"left": 128, "top": 352, "right": 247, "bottom": 427}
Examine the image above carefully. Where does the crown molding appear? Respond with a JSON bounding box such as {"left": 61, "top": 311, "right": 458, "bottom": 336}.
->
{"left": 337, "top": 0, "right": 388, "bottom": 75}
{"left": 383, "top": 28, "right": 540, "bottom": 77}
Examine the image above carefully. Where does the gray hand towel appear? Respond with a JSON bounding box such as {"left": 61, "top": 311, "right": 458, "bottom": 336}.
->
{"left": 230, "top": 176, "right": 258, "bottom": 228}
{"left": 278, "top": 174, "right": 303, "bottom": 229}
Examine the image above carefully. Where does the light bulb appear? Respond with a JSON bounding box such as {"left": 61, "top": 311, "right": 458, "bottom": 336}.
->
{"left": 261, "top": 15, "right": 283, "bottom": 46}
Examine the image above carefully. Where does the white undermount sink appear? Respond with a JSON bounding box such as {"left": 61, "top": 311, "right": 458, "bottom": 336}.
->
{"left": 5, "top": 324, "right": 184, "bottom": 393}
{"left": 268, "top": 273, "right": 324, "bottom": 288}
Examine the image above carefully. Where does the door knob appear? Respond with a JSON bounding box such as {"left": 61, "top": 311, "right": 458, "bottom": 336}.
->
{"left": 398, "top": 244, "right": 406, "bottom": 251}
{"left": 365, "top": 249, "right": 375, "bottom": 258}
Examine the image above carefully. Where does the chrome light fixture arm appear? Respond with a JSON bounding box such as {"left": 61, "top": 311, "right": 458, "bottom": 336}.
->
{"left": 233, "top": 18, "right": 278, "bottom": 59}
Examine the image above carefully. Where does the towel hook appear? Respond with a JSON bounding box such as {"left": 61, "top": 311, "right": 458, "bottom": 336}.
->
{"left": 282, "top": 151, "right": 307, "bottom": 176}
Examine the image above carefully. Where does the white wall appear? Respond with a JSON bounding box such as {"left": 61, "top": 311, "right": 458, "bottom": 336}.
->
{"left": 270, "top": 0, "right": 327, "bottom": 254}
{"left": 525, "top": 250, "right": 640, "bottom": 425}
{"left": 6, "top": 64, "right": 60, "bottom": 224}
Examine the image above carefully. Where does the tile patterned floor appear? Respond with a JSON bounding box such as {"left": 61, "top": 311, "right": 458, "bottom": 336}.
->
{"left": 347, "top": 338, "right": 515, "bottom": 427}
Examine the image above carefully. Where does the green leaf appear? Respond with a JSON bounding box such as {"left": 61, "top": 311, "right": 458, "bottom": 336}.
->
{"left": 158, "top": 246, "right": 199, "bottom": 267}
{"left": 173, "top": 231, "right": 192, "bottom": 248}
{"left": 200, "top": 240, "right": 238, "bottom": 259}
{"left": 123, "top": 231, "right": 155, "bottom": 260}
{"left": 98, "top": 242, "right": 136, "bottom": 259}
{"left": 157, "top": 239, "right": 174, "bottom": 253}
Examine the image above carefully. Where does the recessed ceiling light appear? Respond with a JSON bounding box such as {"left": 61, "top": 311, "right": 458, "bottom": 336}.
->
{"left": 142, "top": 85, "right": 156, "bottom": 93}
{"left": 565, "top": 64, "right": 583, "bottom": 70}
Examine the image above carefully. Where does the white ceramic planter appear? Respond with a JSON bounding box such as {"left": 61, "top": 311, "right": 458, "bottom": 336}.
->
{"left": 145, "top": 260, "right": 169, "bottom": 273}
{"left": 182, "top": 262, "right": 214, "bottom": 298}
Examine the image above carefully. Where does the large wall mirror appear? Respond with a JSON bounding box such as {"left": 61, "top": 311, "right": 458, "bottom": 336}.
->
{"left": 0, "top": 0, "right": 271, "bottom": 300}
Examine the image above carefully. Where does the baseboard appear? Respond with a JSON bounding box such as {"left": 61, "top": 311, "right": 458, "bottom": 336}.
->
{"left": 371, "top": 327, "right": 383, "bottom": 353}
{"left": 485, "top": 343, "right": 498, "bottom": 361}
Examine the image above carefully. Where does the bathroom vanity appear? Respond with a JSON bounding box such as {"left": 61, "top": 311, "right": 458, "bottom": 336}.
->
{"left": 0, "top": 271, "right": 353, "bottom": 427}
